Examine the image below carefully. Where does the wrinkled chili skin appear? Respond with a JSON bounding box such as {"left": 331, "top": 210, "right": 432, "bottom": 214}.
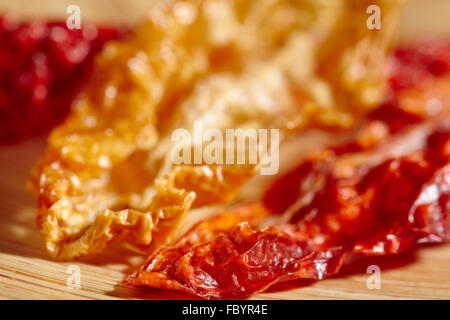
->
{"left": 0, "top": 16, "right": 123, "bottom": 144}
{"left": 289, "top": 129, "right": 449, "bottom": 252}
{"left": 124, "top": 41, "right": 450, "bottom": 299}
{"left": 126, "top": 124, "right": 450, "bottom": 299}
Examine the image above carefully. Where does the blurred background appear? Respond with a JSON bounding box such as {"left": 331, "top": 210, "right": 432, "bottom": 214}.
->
{"left": 0, "top": 0, "right": 449, "bottom": 42}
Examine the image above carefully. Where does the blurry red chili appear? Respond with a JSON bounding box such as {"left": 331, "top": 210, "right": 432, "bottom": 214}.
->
{"left": 0, "top": 15, "right": 123, "bottom": 144}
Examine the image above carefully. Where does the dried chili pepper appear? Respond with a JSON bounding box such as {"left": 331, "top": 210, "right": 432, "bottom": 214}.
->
{"left": 388, "top": 38, "right": 450, "bottom": 92}
{"left": 124, "top": 41, "right": 450, "bottom": 298}
{"left": 0, "top": 15, "right": 122, "bottom": 144}
{"left": 125, "top": 120, "right": 450, "bottom": 299}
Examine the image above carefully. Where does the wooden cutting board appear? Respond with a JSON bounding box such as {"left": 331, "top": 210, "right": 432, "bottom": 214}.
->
{"left": 1, "top": 0, "right": 450, "bottom": 300}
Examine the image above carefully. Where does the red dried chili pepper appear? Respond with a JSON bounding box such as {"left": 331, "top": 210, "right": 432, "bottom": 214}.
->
{"left": 0, "top": 15, "right": 123, "bottom": 144}
{"left": 388, "top": 38, "right": 450, "bottom": 91}
{"left": 125, "top": 121, "right": 450, "bottom": 299}
{"left": 124, "top": 41, "right": 450, "bottom": 299}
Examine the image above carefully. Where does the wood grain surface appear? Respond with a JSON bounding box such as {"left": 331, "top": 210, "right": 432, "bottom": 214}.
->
{"left": 0, "top": 0, "right": 450, "bottom": 300}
